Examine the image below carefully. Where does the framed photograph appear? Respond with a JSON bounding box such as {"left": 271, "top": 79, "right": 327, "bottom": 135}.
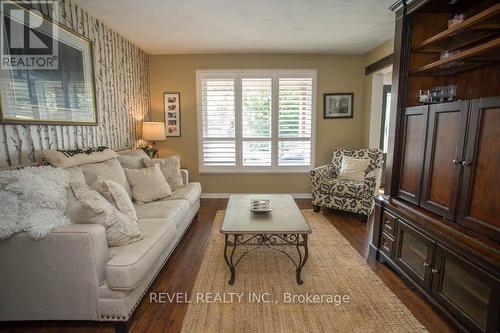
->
{"left": 164, "top": 92, "right": 180, "bottom": 137}
{"left": 324, "top": 93, "right": 353, "bottom": 119}
{"left": 0, "top": 1, "right": 97, "bottom": 125}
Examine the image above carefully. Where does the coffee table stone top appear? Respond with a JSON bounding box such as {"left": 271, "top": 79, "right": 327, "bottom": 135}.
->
{"left": 221, "top": 194, "right": 312, "bottom": 234}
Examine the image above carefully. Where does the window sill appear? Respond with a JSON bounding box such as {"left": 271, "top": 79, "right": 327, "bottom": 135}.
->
{"left": 199, "top": 167, "right": 313, "bottom": 174}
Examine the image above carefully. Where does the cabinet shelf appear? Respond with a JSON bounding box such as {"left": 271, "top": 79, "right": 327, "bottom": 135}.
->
{"left": 414, "top": 3, "right": 500, "bottom": 53}
{"left": 411, "top": 37, "right": 500, "bottom": 75}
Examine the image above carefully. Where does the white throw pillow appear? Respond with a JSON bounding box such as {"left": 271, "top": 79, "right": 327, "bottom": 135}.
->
{"left": 68, "top": 182, "right": 142, "bottom": 247}
{"left": 80, "top": 158, "right": 133, "bottom": 198}
{"left": 118, "top": 154, "right": 144, "bottom": 169}
{"left": 338, "top": 156, "right": 371, "bottom": 181}
{"left": 118, "top": 148, "right": 150, "bottom": 160}
{"left": 92, "top": 179, "right": 137, "bottom": 222}
{"left": 143, "top": 155, "right": 184, "bottom": 191}
{"left": 124, "top": 165, "right": 172, "bottom": 203}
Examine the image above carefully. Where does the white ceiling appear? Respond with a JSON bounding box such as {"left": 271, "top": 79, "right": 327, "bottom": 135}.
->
{"left": 75, "top": 0, "right": 395, "bottom": 55}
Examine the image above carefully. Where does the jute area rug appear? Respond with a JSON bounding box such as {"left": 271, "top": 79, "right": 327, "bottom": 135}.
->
{"left": 181, "top": 210, "right": 427, "bottom": 333}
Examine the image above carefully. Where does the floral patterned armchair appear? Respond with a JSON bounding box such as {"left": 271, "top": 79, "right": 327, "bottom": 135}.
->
{"left": 310, "top": 148, "right": 384, "bottom": 219}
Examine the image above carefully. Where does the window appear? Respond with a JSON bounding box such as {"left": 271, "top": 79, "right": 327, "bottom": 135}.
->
{"left": 197, "top": 70, "right": 316, "bottom": 172}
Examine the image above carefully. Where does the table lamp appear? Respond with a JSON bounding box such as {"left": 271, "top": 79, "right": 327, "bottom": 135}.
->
{"left": 142, "top": 122, "right": 165, "bottom": 158}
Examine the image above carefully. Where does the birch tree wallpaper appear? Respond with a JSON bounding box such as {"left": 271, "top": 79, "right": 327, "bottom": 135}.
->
{"left": 0, "top": 0, "right": 150, "bottom": 167}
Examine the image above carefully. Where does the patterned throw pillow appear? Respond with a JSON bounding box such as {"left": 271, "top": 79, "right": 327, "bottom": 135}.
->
{"left": 142, "top": 155, "right": 184, "bottom": 191}
{"left": 68, "top": 182, "right": 142, "bottom": 247}
{"left": 42, "top": 147, "right": 115, "bottom": 168}
{"left": 124, "top": 165, "right": 172, "bottom": 203}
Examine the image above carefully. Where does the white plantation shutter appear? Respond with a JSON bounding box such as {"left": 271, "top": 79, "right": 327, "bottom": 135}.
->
{"left": 242, "top": 78, "right": 272, "bottom": 166}
{"left": 198, "top": 71, "right": 315, "bottom": 172}
{"left": 201, "top": 78, "right": 236, "bottom": 166}
{"left": 278, "top": 78, "right": 313, "bottom": 166}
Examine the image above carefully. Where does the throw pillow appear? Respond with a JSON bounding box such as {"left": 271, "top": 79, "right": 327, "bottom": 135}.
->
{"left": 43, "top": 147, "right": 116, "bottom": 168}
{"left": 80, "top": 158, "right": 133, "bottom": 198}
{"left": 92, "top": 179, "right": 137, "bottom": 222}
{"left": 117, "top": 148, "right": 150, "bottom": 160}
{"left": 118, "top": 154, "right": 144, "bottom": 169}
{"left": 338, "top": 156, "right": 371, "bottom": 181}
{"left": 124, "top": 165, "right": 172, "bottom": 203}
{"left": 68, "top": 182, "right": 142, "bottom": 247}
{"left": 143, "top": 155, "right": 184, "bottom": 191}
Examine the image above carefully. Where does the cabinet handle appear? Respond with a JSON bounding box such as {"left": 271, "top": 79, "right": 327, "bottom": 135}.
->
{"left": 423, "top": 262, "right": 430, "bottom": 267}
{"left": 462, "top": 160, "right": 472, "bottom": 168}
{"left": 452, "top": 159, "right": 462, "bottom": 165}
{"left": 431, "top": 268, "right": 439, "bottom": 273}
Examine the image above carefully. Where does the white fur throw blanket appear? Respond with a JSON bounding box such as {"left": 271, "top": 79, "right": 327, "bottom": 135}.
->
{"left": 0, "top": 166, "right": 70, "bottom": 240}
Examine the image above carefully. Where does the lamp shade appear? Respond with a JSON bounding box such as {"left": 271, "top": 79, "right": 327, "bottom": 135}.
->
{"left": 142, "top": 122, "right": 166, "bottom": 141}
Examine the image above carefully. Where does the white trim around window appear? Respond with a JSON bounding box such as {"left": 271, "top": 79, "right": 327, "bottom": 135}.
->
{"left": 196, "top": 69, "right": 317, "bottom": 174}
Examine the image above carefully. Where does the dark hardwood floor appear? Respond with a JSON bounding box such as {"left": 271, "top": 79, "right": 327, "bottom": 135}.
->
{"left": 0, "top": 198, "right": 456, "bottom": 333}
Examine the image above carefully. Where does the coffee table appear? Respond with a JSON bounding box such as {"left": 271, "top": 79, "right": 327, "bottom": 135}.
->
{"left": 221, "top": 194, "right": 312, "bottom": 285}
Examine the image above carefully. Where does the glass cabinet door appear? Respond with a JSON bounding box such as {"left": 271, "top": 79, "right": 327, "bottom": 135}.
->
{"left": 431, "top": 246, "right": 496, "bottom": 333}
{"left": 395, "top": 221, "right": 435, "bottom": 291}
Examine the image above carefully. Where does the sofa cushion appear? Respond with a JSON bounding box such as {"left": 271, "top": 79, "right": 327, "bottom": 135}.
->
{"left": 134, "top": 199, "right": 190, "bottom": 228}
{"left": 106, "top": 218, "right": 177, "bottom": 290}
{"left": 161, "top": 182, "right": 201, "bottom": 206}
{"left": 319, "top": 177, "right": 365, "bottom": 198}
{"left": 80, "top": 158, "right": 133, "bottom": 198}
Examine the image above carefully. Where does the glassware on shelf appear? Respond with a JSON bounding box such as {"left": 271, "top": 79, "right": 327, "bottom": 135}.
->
{"left": 445, "top": 84, "right": 458, "bottom": 101}
{"left": 430, "top": 87, "right": 444, "bottom": 103}
{"left": 439, "top": 49, "right": 463, "bottom": 69}
{"left": 418, "top": 89, "right": 430, "bottom": 104}
{"left": 418, "top": 84, "right": 458, "bottom": 105}
{"left": 447, "top": 13, "right": 465, "bottom": 28}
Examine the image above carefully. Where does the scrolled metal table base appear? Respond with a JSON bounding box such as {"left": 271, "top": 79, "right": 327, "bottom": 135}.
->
{"left": 223, "top": 233, "right": 309, "bottom": 285}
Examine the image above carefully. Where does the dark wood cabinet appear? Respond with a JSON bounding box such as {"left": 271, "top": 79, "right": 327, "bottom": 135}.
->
{"left": 394, "top": 221, "right": 435, "bottom": 291}
{"left": 420, "top": 101, "right": 469, "bottom": 219}
{"left": 431, "top": 245, "right": 499, "bottom": 333}
{"left": 372, "top": 1, "right": 500, "bottom": 332}
{"left": 397, "top": 106, "right": 428, "bottom": 204}
{"left": 457, "top": 96, "right": 500, "bottom": 242}
{"left": 374, "top": 200, "right": 500, "bottom": 333}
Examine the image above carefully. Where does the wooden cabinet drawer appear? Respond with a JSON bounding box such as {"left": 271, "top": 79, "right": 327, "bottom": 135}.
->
{"left": 380, "top": 232, "right": 394, "bottom": 257}
{"left": 382, "top": 211, "right": 397, "bottom": 236}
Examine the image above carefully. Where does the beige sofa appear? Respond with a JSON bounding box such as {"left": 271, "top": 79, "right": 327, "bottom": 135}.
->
{"left": 0, "top": 152, "right": 201, "bottom": 333}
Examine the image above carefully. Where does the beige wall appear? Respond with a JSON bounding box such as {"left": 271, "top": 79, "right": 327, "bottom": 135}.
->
{"left": 361, "top": 38, "right": 394, "bottom": 147}
{"left": 149, "top": 54, "right": 365, "bottom": 193}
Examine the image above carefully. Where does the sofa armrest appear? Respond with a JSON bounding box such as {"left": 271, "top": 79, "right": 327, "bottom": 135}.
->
{"left": 181, "top": 168, "right": 189, "bottom": 185}
{"left": 0, "top": 224, "right": 108, "bottom": 321}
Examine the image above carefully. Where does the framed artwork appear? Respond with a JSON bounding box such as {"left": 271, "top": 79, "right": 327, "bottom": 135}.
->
{"left": 324, "top": 93, "right": 353, "bottom": 119}
{"left": 164, "top": 92, "right": 180, "bottom": 137}
{"left": 0, "top": 1, "right": 97, "bottom": 125}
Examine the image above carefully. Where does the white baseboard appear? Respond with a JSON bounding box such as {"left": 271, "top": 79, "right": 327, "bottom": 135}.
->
{"left": 201, "top": 193, "right": 312, "bottom": 199}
